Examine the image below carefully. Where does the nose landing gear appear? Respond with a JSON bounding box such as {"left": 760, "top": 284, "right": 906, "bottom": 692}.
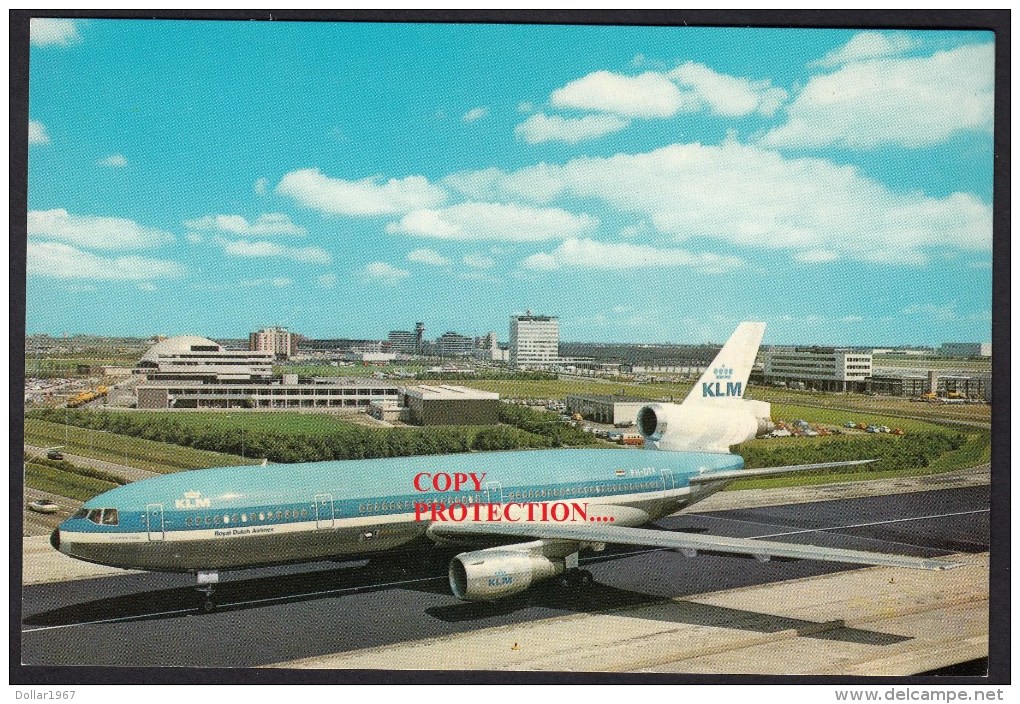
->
{"left": 195, "top": 570, "right": 219, "bottom": 613}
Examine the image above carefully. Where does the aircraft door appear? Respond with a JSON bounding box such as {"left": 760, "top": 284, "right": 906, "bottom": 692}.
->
{"left": 660, "top": 470, "right": 675, "bottom": 500}
{"left": 315, "top": 493, "right": 335, "bottom": 529}
{"left": 485, "top": 481, "right": 503, "bottom": 505}
{"left": 145, "top": 503, "right": 165, "bottom": 541}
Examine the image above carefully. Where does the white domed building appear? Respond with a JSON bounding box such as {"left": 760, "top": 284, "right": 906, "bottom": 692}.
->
{"left": 134, "top": 335, "right": 274, "bottom": 385}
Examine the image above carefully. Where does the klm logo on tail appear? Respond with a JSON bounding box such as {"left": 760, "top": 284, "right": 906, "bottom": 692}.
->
{"left": 702, "top": 382, "right": 743, "bottom": 398}
{"left": 702, "top": 366, "right": 743, "bottom": 398}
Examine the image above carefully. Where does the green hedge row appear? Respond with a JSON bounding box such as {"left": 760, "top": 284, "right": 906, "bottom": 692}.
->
{"left": 739, "top": 432, "right": 966, "bottom": 473}
{"left": 26, "top": 408, "right": 591, "bottom": 464}
{"left": 29, "top": 456, "right": 130, "bottom": 486}
{"left": 497, "top": 404, "right": 599, "bottom": 447}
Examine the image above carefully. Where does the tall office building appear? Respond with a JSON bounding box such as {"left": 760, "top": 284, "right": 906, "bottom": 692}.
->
{"left": 249, "top": 327, "right": 298, "bottom": 360}
{"left": 510, "top": 311, "right": 559, "bottom": 369}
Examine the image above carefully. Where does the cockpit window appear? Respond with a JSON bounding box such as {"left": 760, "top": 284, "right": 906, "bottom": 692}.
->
{"left": 101, "top": 509, "right": 119, "bottom": 526}
{"left": 86, "top": 509, "right": 103, "bottom": 524}
{"left": 72, "top": 508, "right": 88, "bottom": 519}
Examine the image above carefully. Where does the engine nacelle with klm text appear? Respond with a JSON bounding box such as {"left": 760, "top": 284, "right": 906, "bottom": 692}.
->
{"left": 449, "top": 548, "right": 565, "bottom": 601}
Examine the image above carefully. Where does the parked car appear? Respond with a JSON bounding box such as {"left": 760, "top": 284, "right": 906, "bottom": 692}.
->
{"left": 46, "top": 449, "right": 63, "bottom": 460}
{"left": 28, "top": 499, "right": 59, "bottom": 514}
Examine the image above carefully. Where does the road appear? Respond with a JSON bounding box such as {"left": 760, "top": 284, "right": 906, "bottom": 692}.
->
{"left": 24, "top": 443, "right": 159, "bottom": 482}
{"left": 19, "top": 485, "right": 989, "bottom": 671}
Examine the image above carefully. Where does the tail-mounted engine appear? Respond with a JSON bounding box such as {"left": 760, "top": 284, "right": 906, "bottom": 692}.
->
{"left": 637, "top": 400, "right": 772, "bottom": 453}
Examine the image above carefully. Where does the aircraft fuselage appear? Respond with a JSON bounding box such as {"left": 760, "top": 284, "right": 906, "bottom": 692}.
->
{"left": 53, "top": 448, "right": 742, "bottom": 572}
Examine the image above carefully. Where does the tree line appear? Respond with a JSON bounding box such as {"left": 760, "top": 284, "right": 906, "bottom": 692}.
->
{"left": 27, "top": 406, "right": 597, "bottom": 465}
{"left": 740, "top": 432, "right": 966, "bottom": 473}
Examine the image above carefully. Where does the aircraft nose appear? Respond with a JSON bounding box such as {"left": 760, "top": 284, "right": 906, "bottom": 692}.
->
{"left": 50, "top": 527, "right": 60, "bottom": 552}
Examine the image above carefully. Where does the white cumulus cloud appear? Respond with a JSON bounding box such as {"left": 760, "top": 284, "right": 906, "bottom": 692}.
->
{"left": 28, "top": 209, "right": 173, "bottom": 250}
{"left": 215, "top": 237, "right": 331, "bottom": 264}
{"left": 816, "top": 31, "right": 921, "bottom": 67}
{"left": 515, "top": 113, "right": 630, "bottom": 144}
{"left": 406, "top": 248, "right": 450, "bottom": 266}
{"left": 386, "top": 202, "right": 596, "bottom": 241}
{"left": 463, "top": 253, "right": 495, "bottom": 269}
{"left": 451, "top": 141, "right": 991, "bottom": 265}
{"left": 98, "top": 154, "right": 128, "bottom": 168}
{"left": 523, "top": 238, "right": 742, "bottom": 273}
{"left": 30, "top": 18, "right": 81, "bottom": 47}
{"left": 761, "top": 42, "right": 993, "bottom": 149}
{"left": 316, "top": 272, "right": 338, "bottom": 288}
{"left": 28, "top": 242, "right": 187, "bottom": 280}
{"left": 184, "top": 213, "right": 306, "bottom": 236}
{"left": 361, "top": 261, "right": 410, "bottom": 285}
{"left": 277, "top": 168, "right": 447, "bottom": 216}
{"left": 462, "top": 107, "right": 489, "bottom": 122}
{"left": 29, "top": 120, "right": 50, "bottom": 145}
{"left": 551, "top": 70, "right": 693, "bottom": 118}
{"left": 669, "top": 62, "right": 787, "bottom": 117}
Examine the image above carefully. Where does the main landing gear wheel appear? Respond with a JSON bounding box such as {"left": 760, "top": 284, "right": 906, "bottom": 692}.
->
{"left": 558, "top": 569, "right": 594, "bottom": 590}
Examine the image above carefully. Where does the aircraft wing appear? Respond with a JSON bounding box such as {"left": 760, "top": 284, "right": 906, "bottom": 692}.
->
{"left": 427, "top": 521, "right": 963, "bottom": 571}
{"left": 688, "top": 459, "right": 876, "bottom": 484}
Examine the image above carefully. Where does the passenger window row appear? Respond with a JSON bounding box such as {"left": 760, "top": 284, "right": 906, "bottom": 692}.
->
{"left": 504, "top": 481, "right": 660, "bottom": 501}
{"left": 357, "top": 496, "right": 476, "bottom": 514}
{"left": 183, "top": 508, "right": 310, "bottom": 527}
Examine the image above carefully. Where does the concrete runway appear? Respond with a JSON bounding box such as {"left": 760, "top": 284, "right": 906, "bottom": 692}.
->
{"left": 19, "top": 486, "right": 989, "bottom": 671}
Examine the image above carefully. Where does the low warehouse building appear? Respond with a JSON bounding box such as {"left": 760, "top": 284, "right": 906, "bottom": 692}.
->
{"left": 565, "top": 394, "right": 647, "bottom": 425}
{"left": 401, "top": 385, "right": 500, "bottom": 426}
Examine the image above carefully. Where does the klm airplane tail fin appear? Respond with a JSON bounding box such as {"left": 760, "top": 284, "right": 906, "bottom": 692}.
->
{"left": 683, "top": 321, "right": 766, "bottom": 406}
{"left": 638, "top": 322, "right": 771, "bottom": 453}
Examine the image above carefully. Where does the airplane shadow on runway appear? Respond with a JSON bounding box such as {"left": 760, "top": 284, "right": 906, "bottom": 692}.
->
{"left": 424, "top": 581, "right": 910, "bottom": 647}
{"left": 24, "top": 539, "right": 909, "bottom": 647}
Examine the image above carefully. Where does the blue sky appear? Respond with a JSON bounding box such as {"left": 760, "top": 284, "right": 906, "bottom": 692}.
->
{"left": 25, "top": 19, "right": 995, "bottom": 345}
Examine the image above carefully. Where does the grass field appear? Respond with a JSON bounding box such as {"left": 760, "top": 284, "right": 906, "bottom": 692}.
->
{"left": 25, "top": 461, "right": 120, "bottom": 502}
{"left": 769, "top": 403, "right": 944, "bottom": 433}
{"left": 448, "top": 378, "right": 689, "bottom": 402}
{"left": 25, "top": 419, "right": 255, "bottom": 473}
{"left": 751, "top": 387, "right": 990, "bottom": 426}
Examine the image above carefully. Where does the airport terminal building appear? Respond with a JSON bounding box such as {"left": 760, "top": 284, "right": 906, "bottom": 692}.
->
{"left": 762, "top": 346, "right": 873, "bottom": 392}
{"left": 137, "top": 377, "right": 401, "bottom": 410}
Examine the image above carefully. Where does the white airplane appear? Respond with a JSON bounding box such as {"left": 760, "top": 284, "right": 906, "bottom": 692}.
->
{"left": 51, "top": 322, "right": 961, "bottom": 611}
